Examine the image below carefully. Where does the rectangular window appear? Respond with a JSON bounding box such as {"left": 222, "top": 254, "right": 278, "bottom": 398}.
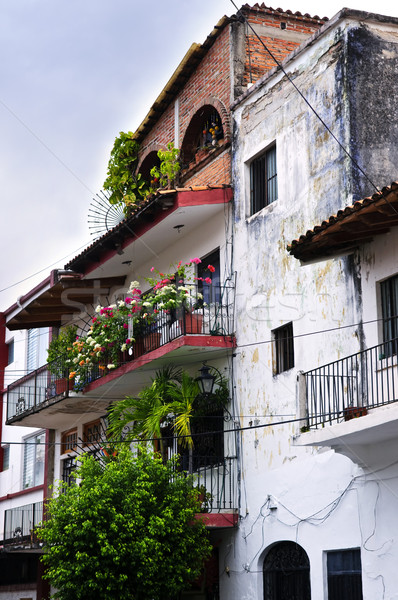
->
{"left": 2, "top": 445, "right": 10, "bottom": 470}
{"left": 83, "top": 420, "right": 102, "bottom": 446}
{"left": 62, "top": 456, "right": 77, "bottom": 488}
{"left": 273, "top": 322, "right": 294, "bottom": 374}
{"left": 23, "top": 432, "right": 45, "bottom": 489}
{"left": 327, "top": 548, "right": 363, "bottom": 600}
{"left": 198, "top": 248, "right": 221, "bottom": 305}
{"left": 61, "top": 429, "right": 78, "bottom": 454}
{"left": 250, "top": 144, "right": 277, "bottom": 215}
{"left": 27, "top": 328, "right": 39, "bottom": 372}
{"left": 7, "top": 339, "right": 14, "bottom": 365}
{"left": 380, "top": 275, "right": 398, "bottom": 356}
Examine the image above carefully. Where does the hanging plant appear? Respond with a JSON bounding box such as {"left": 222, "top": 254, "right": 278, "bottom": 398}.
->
{"left": 150, "top": 142, "right": 180, "bottom": 189}
{"left": 103, "top": 132, "right": 151, "bottom": 215}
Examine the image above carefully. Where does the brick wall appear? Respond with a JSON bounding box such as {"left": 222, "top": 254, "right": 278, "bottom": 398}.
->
{"left": 137, "top": 8, "right": 325, "bottom": 187}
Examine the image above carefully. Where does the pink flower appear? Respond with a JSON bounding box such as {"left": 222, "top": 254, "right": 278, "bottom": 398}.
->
{"left": 190, "top": 257, "right": 202, "bottom": 264}
{"left": 126, "top": 339, "right": 131, "bottom": 344}
{"left": 205, "top": 277, "right": 212, "bottom": 284}
{"left": 150, "top": 267, "right": 155, "bottom": 272}
{"left": 123, "top": 323, "right": 128, "bottom": 329}
{"left": 208, "top": 264, "right": 215, "bottom": 273}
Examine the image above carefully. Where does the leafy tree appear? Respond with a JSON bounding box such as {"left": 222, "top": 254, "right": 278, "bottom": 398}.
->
{"left": 103, "top": 131, "right": 150, "bottom": 213}
{"left": 39, "top": 447, "right": 211, "bottom": 600}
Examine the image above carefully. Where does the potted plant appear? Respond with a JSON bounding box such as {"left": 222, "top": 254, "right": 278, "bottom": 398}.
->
{"left": 46, "top": 325, "right": 78, "bottom": 394}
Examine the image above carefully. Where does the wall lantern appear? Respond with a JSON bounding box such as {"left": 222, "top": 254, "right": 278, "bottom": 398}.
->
{"left": 196, "top": 363, "right": 216, "bottom": 396}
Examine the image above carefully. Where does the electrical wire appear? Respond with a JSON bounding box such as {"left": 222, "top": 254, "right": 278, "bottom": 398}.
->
{"left": 228, "top": 0, "right": 398, "bottom": 218}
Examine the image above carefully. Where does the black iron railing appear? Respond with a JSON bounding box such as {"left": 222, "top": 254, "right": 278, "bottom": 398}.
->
{"left": 3, "top": 501, "right": 43, "bottom": 544}
{"left": 176, "top": 455, "right": 237, "bottom": 512}
{"left": 7, "top": 283, "right": 235, "bottom": 421}
{"left": 304, "top": 338, "right": 398, "bottom": 428}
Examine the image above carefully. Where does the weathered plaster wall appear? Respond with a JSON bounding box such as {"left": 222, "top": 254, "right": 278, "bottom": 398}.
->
{"left": 222, "top": 14, "right": 398, "bottom": 600}
{"left": 347, "top": 22, "right": 398, "bottom": 200}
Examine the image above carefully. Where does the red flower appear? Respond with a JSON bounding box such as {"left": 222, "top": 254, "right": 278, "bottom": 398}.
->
{"left": 208, "top": 264, "right": 215, "bottom": 273}
{"left": 204, "top": 277, "right": 212, "bottom": 284}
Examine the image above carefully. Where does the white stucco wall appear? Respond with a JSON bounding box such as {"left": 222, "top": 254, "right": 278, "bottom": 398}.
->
{"left": 222, "top": 12, "right": 398, "bottom": 600}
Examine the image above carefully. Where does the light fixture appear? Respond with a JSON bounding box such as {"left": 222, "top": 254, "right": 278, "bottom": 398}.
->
{"left": 196, "top": 363, "right": 216, "bottom": 396}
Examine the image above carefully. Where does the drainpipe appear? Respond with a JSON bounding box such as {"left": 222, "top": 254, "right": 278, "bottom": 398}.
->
{"left": 296, "top": 371, "right": 308, "bottom": 432}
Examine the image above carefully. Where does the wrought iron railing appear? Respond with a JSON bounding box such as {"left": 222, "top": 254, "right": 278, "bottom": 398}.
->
{"left": 3, "top": 501, "right": 43, "bottom": 544}
{"left": 176, "top": 455, "right": 238, "bottom": 512}
{"left": 7, "top": 283, "right": 235, "bottom": 422}
{"left": 304, "top": 338, "right": 398, "bottom": 428}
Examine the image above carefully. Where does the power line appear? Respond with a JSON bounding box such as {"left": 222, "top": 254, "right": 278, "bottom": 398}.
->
{"left": 229, "top": 1, "right": 398, "bottom": 218}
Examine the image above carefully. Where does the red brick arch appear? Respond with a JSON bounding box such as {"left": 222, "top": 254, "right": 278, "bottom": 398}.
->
{"left": 137, "top": 143, "right": 162, "bottom": 181}
{"left": 180, "top": 97, "right": 230, "bottom": 165}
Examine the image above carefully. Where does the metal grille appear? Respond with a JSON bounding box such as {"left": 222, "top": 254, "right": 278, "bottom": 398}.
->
{"left": 250, "top": 145, "right": 278, "bottom": 214}
{"left": 273, "top": 322, "right": 294, "bottom": 374}
{"left": 327, "top": 549, "right": 363, "bottom": 600}
{"left": 263, "top": 542, "right": 311, "bottom": 600}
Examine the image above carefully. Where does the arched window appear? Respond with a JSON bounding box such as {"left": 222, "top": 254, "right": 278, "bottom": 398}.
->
{"left": 138, "top": 150, "right": 161, "bottom": 185}
{"left": 181, "top": 105, "right": 224, "bottom": 167}
{"left": 263, "top": 542, "right": 311, "bottom": 600}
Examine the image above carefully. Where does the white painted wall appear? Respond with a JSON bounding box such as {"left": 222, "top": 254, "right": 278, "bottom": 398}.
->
{"left": 224, "top": 12, "right": 398, "bottom": 600}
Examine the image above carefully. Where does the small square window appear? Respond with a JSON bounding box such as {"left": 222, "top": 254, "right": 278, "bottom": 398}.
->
{"left": 273, "top": 322, "right": 294, "bottom": 374}
{"left": 327, "top": 548, "right": 363, "bottom": 600}
{"left": 250, "top": 144, "right": 277, "bottom": 215}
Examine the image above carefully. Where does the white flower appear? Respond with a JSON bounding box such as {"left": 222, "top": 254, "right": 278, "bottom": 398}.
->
{"left": 129, "top": 280, "right": 140, "bottom": 291}
{"left": 107, "top": 364, "right": 116, "bottom": 370}
{"left": 118, "top": 300, "right": 125, "bottom": 307}
{"left": 143, "top": 301, "right": 152, "bottom": 308}
{"left": 109, "top": 303, "right": 116, "bottom": 309}
{"left": 121, "top": 344, "right": 127, "bottom": 351}
{"left": 95, "top": 305, "right": 102, "bottom": 313}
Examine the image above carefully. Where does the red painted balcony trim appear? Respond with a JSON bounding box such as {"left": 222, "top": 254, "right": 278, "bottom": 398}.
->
{"left": 195, "top": 512, "right": 239, "bottom": 528}
{"left": 84, "top": 334, "right": 236, "bottom": 394}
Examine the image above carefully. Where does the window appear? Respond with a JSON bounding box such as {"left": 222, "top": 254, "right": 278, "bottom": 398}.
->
{"left": 198, "top": 249, "right": 221, "bottom": 305}
{"left": 380, "top": 274, "right": 398, "bottom": 356}
{"left": 2, "top": 445, "right": 10, "bottom": 470}
{"left": 83, "top": 419, "right": 102, "bottom": 445}
{"left": 62, "top": 456, "right": 77, "bottom": 488}
{"left": 7, "top": 339, "right": 14, "bottom": 365}
{"left": 61, "top": 428, "right": 78, "bottom": 454}
{"left": 27, "top": 328, "right": 39, "bottom": 372}
{"left": 250, "top": 144, "right": 277, "bottom": 215}
{"left": 273, "top": 322, "right": 294, "bottom": 374}
{"left": 263, "top": 542, "right": 311, "bottom": 599}
{"left": 23, "top": 432, "right": 45, "bottom": 489}
{"left": 327, "top": 549, "right": 363, "bottom": 600}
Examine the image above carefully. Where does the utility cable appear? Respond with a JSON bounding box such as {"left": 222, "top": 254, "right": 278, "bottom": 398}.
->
{"left": 229, "top": 0, "right": 398, "bottom": 217}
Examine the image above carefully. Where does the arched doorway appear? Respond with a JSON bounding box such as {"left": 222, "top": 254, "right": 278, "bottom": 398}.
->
{"left": 263, "top": 542, "right": 311, "bottom": 600}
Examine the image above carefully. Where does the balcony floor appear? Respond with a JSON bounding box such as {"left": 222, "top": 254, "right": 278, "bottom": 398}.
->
{"left": 7, "top": 334, "right": 236, "bottom": 430}
{"left": 295, "top": 402, "right": 398, "bottom": 466}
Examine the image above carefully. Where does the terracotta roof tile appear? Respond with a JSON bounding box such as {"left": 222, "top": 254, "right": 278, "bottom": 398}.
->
{"left": 287, "top": 181, "right": 398, "bottom": 261}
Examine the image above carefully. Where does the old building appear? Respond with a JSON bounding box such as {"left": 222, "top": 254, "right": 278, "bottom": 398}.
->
{"left": 231, "top": 7, "right": 398, "bottom": 600}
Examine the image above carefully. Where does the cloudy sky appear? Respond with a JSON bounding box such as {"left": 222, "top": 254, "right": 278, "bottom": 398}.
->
{"left": 1, "top": 0, "right": 397, "bottom": 310}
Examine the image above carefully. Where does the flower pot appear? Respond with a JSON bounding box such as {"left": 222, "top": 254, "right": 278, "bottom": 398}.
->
{"left": 133, "top": 338, "right": 145, "bottom": 358}
{"left": 143, "top": 332, "right": 161, "bottom": 352}
{"left": 54, "top": 378, "right": 74, "bottom": 395}
{"left": 344, "top": 406, "right": 368, "bottom": 421}
{"left": 180, "top": 314, "right": 203, "bottom": 334}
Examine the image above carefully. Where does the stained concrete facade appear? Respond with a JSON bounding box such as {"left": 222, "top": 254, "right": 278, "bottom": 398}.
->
{"left": 227, "top": 9, "right": 398, "bottom": 599}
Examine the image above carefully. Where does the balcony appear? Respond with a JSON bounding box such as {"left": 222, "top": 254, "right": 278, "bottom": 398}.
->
{"left": 7, "top": 287, "right": 236, "bottom": 429}
{"left": 297, "top": 338, "right": 398, "bottom": 464}
{"left": 3, "top": 501, "right": 43, "bottom": 548}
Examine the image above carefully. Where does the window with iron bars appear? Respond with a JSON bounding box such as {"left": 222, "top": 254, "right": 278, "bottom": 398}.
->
{"left": 380, "top": 274, "right": 398, "bottom": 357}
{"left": 250, "top": 144, "right": 277, "bottom": 215}
{"left": 273, "top": 322, "right": 294, "bottom": 375}
{"left": 327, "top": 548, "right": 363, "bottom": 600}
